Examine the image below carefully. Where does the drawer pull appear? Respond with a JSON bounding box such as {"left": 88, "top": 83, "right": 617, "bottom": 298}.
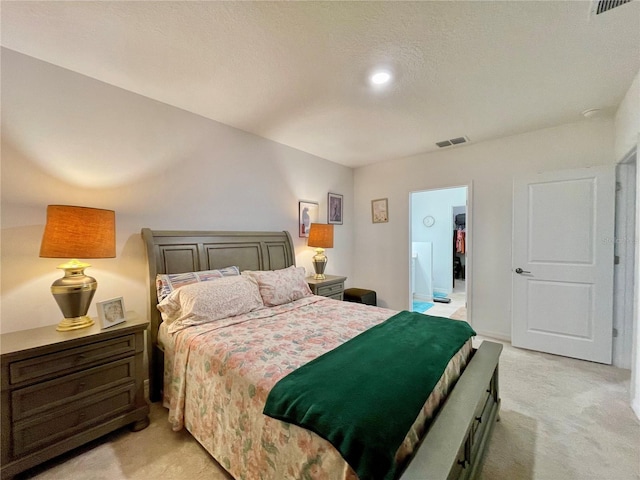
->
{"left": 78, "top": 382, "right": 86, "bottom": 391}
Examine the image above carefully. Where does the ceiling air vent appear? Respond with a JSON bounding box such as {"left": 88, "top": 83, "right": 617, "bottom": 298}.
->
{"left": 591, "top": 0, "right": 632, "bottom": 15}
{"left": 436, "top": 136, "right": 469, "bottom": 148}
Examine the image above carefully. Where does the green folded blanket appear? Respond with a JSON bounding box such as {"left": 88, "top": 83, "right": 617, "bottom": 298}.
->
{"left": 263, "top": 311, "right": 476, "bottom": 480}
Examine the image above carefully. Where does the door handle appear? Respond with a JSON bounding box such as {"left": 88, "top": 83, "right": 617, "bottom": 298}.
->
{"left": 515, "top": 267, "right": 531, "bottom": 274}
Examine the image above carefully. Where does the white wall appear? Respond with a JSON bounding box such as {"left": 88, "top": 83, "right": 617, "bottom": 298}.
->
{"left": 411, "top": 187, "right": 466, "bottom": 295}
{"left": 614, "top": 70, "right": 639, "bottom": 161}
{"left": 411, "top": 241, "right": 433, "bottom": 300}
{"left": 352, "top": 119, "right": 615, "bottom": 339}
{"left": 614, "top": 69, "right": 640, "bottom": 419}
{"left": 0, "top": 49, "right": 354, "bottom": 333}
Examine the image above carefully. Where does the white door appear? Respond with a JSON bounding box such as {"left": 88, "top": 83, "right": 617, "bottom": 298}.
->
{"left": 512, "top": 166, "right": 615, "bottom": 363}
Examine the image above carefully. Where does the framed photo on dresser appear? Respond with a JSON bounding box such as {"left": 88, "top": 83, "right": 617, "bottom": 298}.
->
{"left": 97, "top": 297, "right": 126, "bottom": 328}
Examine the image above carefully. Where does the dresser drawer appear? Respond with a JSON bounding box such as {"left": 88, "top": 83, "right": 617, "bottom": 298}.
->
{"left": 9, "top": 335, "right": 136, "bottom": 385}
{"left": 470, "top": 389, "right": 492, "bottom": 448}
{"left": 13, "top": 382, "right": 135, "bottom": 457}
{"left": 316, "top": 282, "right": 344, "bottom": 297}
{"left": 11, "top": 357, "right": 135, "bottom": 421}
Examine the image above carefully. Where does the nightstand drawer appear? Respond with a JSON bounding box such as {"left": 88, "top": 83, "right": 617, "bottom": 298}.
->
{"left": 11, "top": 357, "right": 135, "bottom": 421}
{"left": 316, "top": 282, "right": 344, "bottom": 297}
{"left": 9, "top": 335, "right": 136, "bottom": 385}
{"left": 1, "top": 313, "right": 149, "bottom": 478}
{"left": 13, "top": 382, "right": 135, "bottom": 457}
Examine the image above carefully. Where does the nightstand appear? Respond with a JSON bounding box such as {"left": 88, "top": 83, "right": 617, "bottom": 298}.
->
{"left": 0, "top": 311, "right": 150, "bottom": 479}
{"left": 307, "top": 275, "right": 347, "bottom": 300}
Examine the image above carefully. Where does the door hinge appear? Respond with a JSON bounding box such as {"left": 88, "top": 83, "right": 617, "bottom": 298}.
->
{"left": 616, "top": 182, "right": 622, "bottom": 192}
{"left": 614, "top": 255, "right": 620, "bottom": 265}
{"left": 613, "top": 328, "right": 618, "bottom": 338}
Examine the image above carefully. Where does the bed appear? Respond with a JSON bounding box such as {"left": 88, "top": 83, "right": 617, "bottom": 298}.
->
{"left": 141, "top": 228, "right": 502, "bottom": 480}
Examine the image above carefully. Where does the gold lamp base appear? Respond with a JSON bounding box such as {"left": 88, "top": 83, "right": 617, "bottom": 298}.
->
{"left": 56, "top": 316, "right": 95, "bottom": 332}
{"left": 312, "top": 248, "right": 328, "bottom": 280}
{"left": 51, "top": 260, "right": 98, "bottom": 332}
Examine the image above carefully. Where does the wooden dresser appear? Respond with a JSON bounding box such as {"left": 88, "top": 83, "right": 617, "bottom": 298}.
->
{"left": 307, "top": 275, "right": 347, "bottom": 300}
{"left": 0, "top": 312, "right": 150, "bottom": 479}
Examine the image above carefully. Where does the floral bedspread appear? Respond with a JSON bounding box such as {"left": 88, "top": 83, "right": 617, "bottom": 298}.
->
{"left": 162, "top": 296, "right": 472, "bottom": 480}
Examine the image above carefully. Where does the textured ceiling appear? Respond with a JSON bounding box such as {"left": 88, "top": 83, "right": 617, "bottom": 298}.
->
{"left": 2, "top": 1, "right": 639, "bottom": 167}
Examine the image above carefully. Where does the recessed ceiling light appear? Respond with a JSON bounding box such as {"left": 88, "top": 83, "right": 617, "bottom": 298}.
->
{"left": 370, "top": 71, "right": 392, "bottom": 85}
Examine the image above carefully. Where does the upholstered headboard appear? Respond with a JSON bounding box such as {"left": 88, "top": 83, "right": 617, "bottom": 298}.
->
{"left": 140, "top": 228, "right": 295, "bottom": 401}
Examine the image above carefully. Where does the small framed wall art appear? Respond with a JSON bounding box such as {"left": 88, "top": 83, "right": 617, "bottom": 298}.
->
{"left": 97, "top": 297, "right": 126, "bottom": 329}
{"left": 299, "top": 201, "right": 319, "bottom": 237}
{"left": 371, "top": 198, "right": 389, "bottom": 223}
{"left": 328, "top": 193, "right": 343, "bottom": 225}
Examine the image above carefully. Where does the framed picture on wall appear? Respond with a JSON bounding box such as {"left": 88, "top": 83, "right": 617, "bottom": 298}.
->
{"left": 299, "top": 201, "right": 319, "bottom": 237}
{"left": 371, "top": 198, "right": 389, "bottom": 223}
{"left": 328, "top": 193, "right": 343, "bottom": 225}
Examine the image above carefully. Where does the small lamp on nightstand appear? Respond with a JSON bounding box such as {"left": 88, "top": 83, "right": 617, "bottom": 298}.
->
{"left": 39, "top": 205, "right": 116, "bottom": 332}
{"left": 307, "top": 223, "right": 334, "bottom": 280}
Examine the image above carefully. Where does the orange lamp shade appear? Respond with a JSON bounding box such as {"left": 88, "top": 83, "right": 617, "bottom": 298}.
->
{"left": 40, "top": 205, "right": 116, "bottom": 259}
{"left": 307, "top": 223, "right": 334, "bottom": 249}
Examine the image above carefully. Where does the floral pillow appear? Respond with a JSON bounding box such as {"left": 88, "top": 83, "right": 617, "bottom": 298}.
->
{"left": 156, "top": 266, "right": 239, "bottom": 301}
{"left": 157, "top": 275, "right": 264, "bottom": 333}
{"left": 243, "top": 265, "right": 312, "bottom": 307}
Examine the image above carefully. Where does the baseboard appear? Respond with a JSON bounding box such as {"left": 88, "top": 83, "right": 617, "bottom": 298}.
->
{"left": 473, "top": 329, "right": 511, "bottom": 343}
{"left": 633, "top": 396, "right": 640, "bottom": 421}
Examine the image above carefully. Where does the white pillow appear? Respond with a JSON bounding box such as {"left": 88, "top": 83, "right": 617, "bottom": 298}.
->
{"left": 243, "top": 266, "right": 312, "bottom": 307}
{"left": 157, "top": 275, "right": 264, "bottom": 331}
{"left": 156, "top": 266, "right": 240, "bottom": 301}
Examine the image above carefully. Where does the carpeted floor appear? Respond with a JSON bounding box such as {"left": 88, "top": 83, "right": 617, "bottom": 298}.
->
{"left": 18, "top": 339, "right": 640, "bottom": 480}
{"left": 478, "top": 338, "right": 639, "bottom": 480}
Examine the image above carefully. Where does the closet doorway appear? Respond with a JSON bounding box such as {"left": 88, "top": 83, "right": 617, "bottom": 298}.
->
{"left": 409, "top": 186, "right": 470, "bottom": 321}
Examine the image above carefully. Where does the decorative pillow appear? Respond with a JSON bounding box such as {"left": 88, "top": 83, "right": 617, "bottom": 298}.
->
{"left": 243, "top": 265, "right": 312, "bottom": 307}
{"left": 157, "top": 275, "right": 264, "bottom": 331}
{"left": 156, "top": 266, "right": 240, "bottom": 301}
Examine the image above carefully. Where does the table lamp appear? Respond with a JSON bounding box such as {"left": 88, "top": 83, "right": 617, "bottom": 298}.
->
{"left": 39, "top": 205, "right": 116, "bottom": 331}
{"left": 307, "top": 223, "right": 334, "bottom": 280}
